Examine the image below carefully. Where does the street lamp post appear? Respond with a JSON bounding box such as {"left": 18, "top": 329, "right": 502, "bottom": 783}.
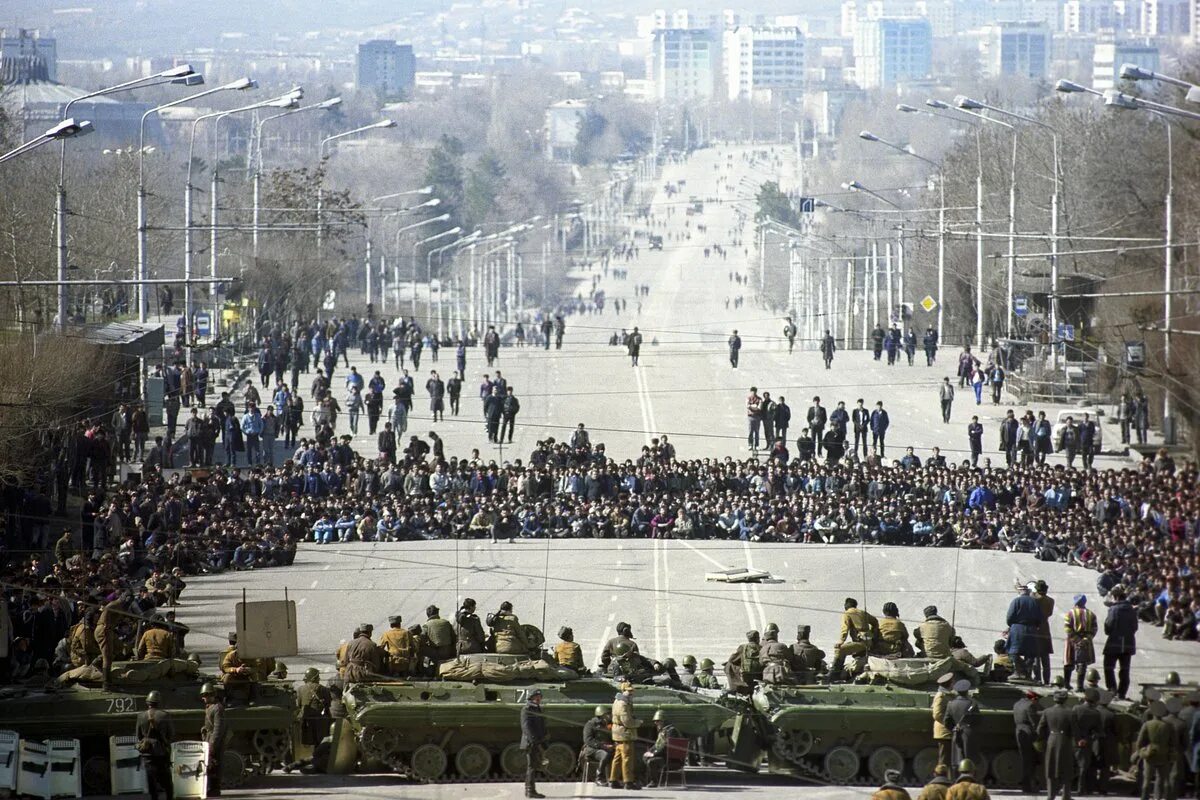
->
{"left": 429, "top": 231, "right": 480, "bottom": 339}
{"left": 316, "top": 120, "right": 396, "bottom": 253}
{"left": 137, "top": 77, "right": 257, "bottom": 324}
{"left": 411, "top": 227, "right": 462, "bottom": 322}
{"left": 398, "top": 216, "right": 453, "bottom": 313}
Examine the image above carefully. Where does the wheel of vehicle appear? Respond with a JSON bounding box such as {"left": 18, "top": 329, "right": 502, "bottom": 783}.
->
{"left": 542, "top": 742, "right": 577, "bottom": 779}
{"left": 989, "top": 749, "right": 1024, "bottom": 788}
{"left": 221, "top": 750, "right": 247, "bottom": 788}
{"left": 81, "top": 755, "right": 110, "bottom": 795}
{"left": 499, "top": 743, "right": 526, "bottom": 778}
{"left": 911, "top": 747, "right": 939, "bottom": 783}
{"left": 867, "top": 746, "right": 905, "bottom": 783}
{"left": 975, "top": 753, "right": 990, "bottom": 782}
{"left": 252, "top": 728, "right": 290, "bottom": 763}
{"left": 410, "top": 743, "right": 448, "bottom": 781}
{"left": 360, "top": 725, "right": 400, "bottom": 763}
{"left": 454, "top": 743, "right": 493, "bottom": 780}
{"left": 772, "top": 729, "right": 814, "bottom": 761}
{"left": 823, "top": 746, "right": 861, "bottom": 783}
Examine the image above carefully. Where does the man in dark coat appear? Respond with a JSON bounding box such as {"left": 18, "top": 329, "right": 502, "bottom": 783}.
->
{"left": 1037, "top": 688, "right": 1075, "bottom": 800}
{"left": 521, "top": 689, "right": 547, "bottom": 799}
{"left": 1006, "top": 584, "right": 1043, "bottom": 679}
{"left": 136, "top": 690, "right": 176, "bottom": 800}
{"left": 1013, "top": 689, "right": 1040, "bottom": 794}
{"left": 1102, "top": 586, "right": 1138, "bottom": 699}
{"left": 455, "top": 598, "right": 487, "bottom": 655}
{"left": 943, "top": 680, "right": 982, "bottom": 776}
{"left": 1072, "top": 687, "right": 1104, "bottom": 794}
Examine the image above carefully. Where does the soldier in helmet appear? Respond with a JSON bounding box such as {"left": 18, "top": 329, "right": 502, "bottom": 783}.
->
{"left": 1037, "top": 688, "right": 1076, "bottom": 800}
{"left": 601, "top": 622, "right": 639, "bottom": 671}
{"left": 297, "top": 667, "right": 331, "bottom": 747}
{"left": 642, "top": 709, "right": 680, "bottom": 787}
{"left": 944, "top": 680, "right": 981, "bottom": 776}
{"left": 379, "top": 615, "right": 416, "bottom": 676}
{"left": 1012, "top": 689, "right": 1040, "bottom": 794}
{"left": 945, "top": 759, "right": 990, "bottom": 799}
{"left": 726, "top": 630, "right": 763, "bottom": 692}
{"left": 218, "top": 632, "right": 255, "bottom": 706}
{"left": 609, "top": 640, "right": 652, "bottom": 683}
{"left": 872, "top": 767, "right": 911, "bottom": 799}
{"left": 68, "top": 609, "right": 99, "bottom": 668}
{"left": 1135, "top": 700, "right": 1176, "bottom": 800}
{"left": 791, "top": 625, "right": 826, "bottom": 683}
{"left": 422, "top": 605, "right": 456, "bottom": 664}
{"left": 455, "top": 598, "right": 486, "bottom": 656}
{"left": 761, "top": 625, "right": 794, "bottom": 685}
{"left": 678, "top": 655, "right": 698, "bottom": 688}
{"left": 1165, "top": 671, "right": 1182, "bottom": 686}
{"left": 555, "top": 626, "right": 585, "bottom": 671}
{"left": 200, "top": 682, "right": 227, "bottom": 797}
{"left": 696, "top": 658, "right": 720, "bottom": 689}
{"left": 135, "top": 689, "right": 175, "bottom": 800}
{"left": 582, "top": 705, "right": 613, "bottom": 786}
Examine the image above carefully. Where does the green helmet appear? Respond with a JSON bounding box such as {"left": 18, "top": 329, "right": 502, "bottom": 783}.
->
{"left": 700, "top": 658, "right": 715, "bottom": 670}
{"left": 304, "top": 668, "right": 320, "bottom": 682}
{"left": 1086, "top": 668, "right": 1100, "bottom": 684}
{"left": 1165, "top": 671, "right": 1181, "bottom": 686}
{"left": 272, "top": 662, "right": 288, "bottom": 679}
{"left": 594, "top": 705, "right": 606, "bottom": 717}
{"left": 611, "top": 641, "right": 633, "bottom": 658}
{"left": 652, "top": 710, "right": 666, "bottom": 722}
{"left": 199, "top": 682, "right": 221, "bottom": 697}
{"left": 959, "top": 758, "right": 975, "bottom": 775}
{"left": 682, "top": 655, "right": 697, "bottom": 669}
{"left": 145, "top": 690, "right": 162, "bottom": 706}
{"left": 663, "top": 658, "right": 677, "bottom": 669}
{"left": 764, "top": 622, "right": 779, "bottom": 634}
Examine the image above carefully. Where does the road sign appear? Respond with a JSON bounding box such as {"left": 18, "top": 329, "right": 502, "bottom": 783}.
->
{"left": 920, "top": 295, "right": 938, "bottom": 313}
{"left": 1057, "top": 323, "right": 1075, "bottom": 342}
{"left": 1014, "top": 295, "right": 1028, "bottom": 317}
{"left": 195, "top": 311, "right": 211, "bottom": 338}
{"left": 798, "top": 197, "right": 815, "bottom": 213}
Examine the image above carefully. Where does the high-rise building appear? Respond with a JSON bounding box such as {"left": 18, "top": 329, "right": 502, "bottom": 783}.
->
{"left": 723, "top": 25, "right": 806, "bottom": 101}
{"left": 981, "top": 21, "right": 1050, "bottom": 78}
{"left": 0, "top": 28, "right": 56, "bottom": 82}
{"left": 1092, "top": 38, "right": 1159, "bottom": 89}
{"left": 356, "top": 40, "right": 416, "bottom": 99}
{"left": 1064, "top": 0, "right": 1120, "bottom": 31}
{"left": 853, "top": 17, "right": 932, "bottom": 88}
{"left": 648, "top": 28, "right": 715, "bottom": 101}
{"left": 1141, "top": 0, "right": 1190, "bottom": 34}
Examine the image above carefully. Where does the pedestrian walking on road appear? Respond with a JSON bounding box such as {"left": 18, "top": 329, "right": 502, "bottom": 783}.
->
{"left": 426, "top": 371, "right": 446, "bottom": 422}
{"left": 967, "top": 417, "right": 983, "bottom": 467}
{"left": 821, "top": 330, "right": 836, "bottom": 369}
{"left": 784, "top": 318, "right": 797, "bottom": 353}
{"left": 904, "top": 329, "right": 917, "bottom": 366}
{"left": 923, "top": 327, "right": 939, "bottom": 366}
{"left": 501, "top": 387, "right": 521, "bottom": 444}
{"left": 728, "top": 329, "right": 742, "bottom": 368}
{"left": 970, "top": 366, "right": 985, "bottom": 405}
{"left": 939, "top": 378, "right": 955, "bottom": 423}
{"left": 628, "top": 326, "right": 643, "bottom": 366}
{"left": 988, "top": 363, "right": 1005, "bottom": 404}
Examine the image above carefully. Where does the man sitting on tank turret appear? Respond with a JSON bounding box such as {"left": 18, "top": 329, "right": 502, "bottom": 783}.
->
{"left": 791, "top": 625, "right": 826, "bottom": 683}
{"left": 725, "top": 630, "right": 763, "bottom": 692}
{"left": 487, "top": 601, "right": 531, "bottom": 655}
{"left": 761, "top": 624, "right": 795, "bottom": 684}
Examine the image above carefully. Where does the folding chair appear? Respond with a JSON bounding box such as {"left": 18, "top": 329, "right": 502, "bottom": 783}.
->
{"left": 657, "top": 737, "right": 691, "bottom": 789}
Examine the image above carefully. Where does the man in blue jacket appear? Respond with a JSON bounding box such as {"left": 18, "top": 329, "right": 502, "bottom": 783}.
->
{"left": 1102, "top": 585, "right": 1138, "bottom": 699}
{"left": 870, "top": 401, "right": 890, "bottom": 457}
{"left": 1006, "top": 583, "right": 1043, "bottom": 680}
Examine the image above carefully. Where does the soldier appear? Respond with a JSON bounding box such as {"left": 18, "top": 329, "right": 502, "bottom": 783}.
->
{"left": 219, "top": 632, "right": 255, "bottom": 706}
{"left": 555, "top": 626, "right": 585, "bottom": 671}
{"left": 407, "top": 624, "right": 428, "bottom": 675}
{"left": 791, "top": 625, "right": 826, "bottom": 683}
{"left": 761, "top": 626, "right": 794, "bottom": 685}
{"left": 643, "top": 710, "right": 680, "bottom": 787}
{"left": 610, "top": 682, "right": 640, "bottom": 789}
{"left": 946, "top": 759, "right": 990, "bottom": 799}
{"left": 135, "top": 690, "right": 175, "bottom": 800}
{"left": 379, "top": 615, "right": 416, "bottom": 676}
{"left": 334, "top": 638, "right": 349, "bottom": 679}
{"left": 1164, "top": 696, "right": 1189, "bottom": 800}
{"left": 726, "top": 630, "right": 763, "bottom": 692}
{"left": 344, "top": 625, "right": 384, "bottom": 682}
{"left": 830, "top": 597, "right": 879, "bottom": 682}
{"left": 200, "top": 682, "right": 227, "bottom": 797}
{"left": 1062, "top": 594, "right": 1097, "bottom": 692}
{"left": 609, "top": 640, "right": 653, "bottom": 683}
{"left": 1136, "top": 700, "right": 1176, "bottom": 800}
{"left": 488, "top": 601, "right": 531, "bottom": 656}
{"left": 1038, "top": 688, "right": 1076, "bottom": 800}
{"left": 68, "top": 610, "right": 99, "bottom": 668}
{"left": 601, "top": 622, "right": 639, "bottom": 670}
{"left": 582, "top": 705, "right": 613, "bottom": 786}
{"left": 422, "top": 605, "right": 456, "bottom": 663}
{"left": 931, "top": 673, "right": 956, "bottom": 769}
{"left": 944, "top": 680, "right": 981, "bottom": 776}
{"left": 1012, "top": 689, "right": 1041, "bottom": 794}
{"left": 875, "top": 602, "right": 913, "bottom": 658}
{"left": 696, "top": 658, "right": 720, "bottom": 689}
{"left": 914, "top": 605, "right": 955, "bottom": 659}
{"left": 297, "top": 667, "right": 332, "bottom": 748}
{"left": 872, "top": 768, "right": 912, "bottom": 799}
{"left": 95, "top": 592, "right": 129, "bottom": 687}
{"left": 678, "top": 655, "right": 698, "bottom": 688}
{"left": 520, "top": 688, "right": 546, "bottom": 799}
{"left": 1072, "top": 687, "right": 1103, "bottom": 794}
{"left": 917, "top": 764, "right": 953, "bottom": 800}
{"left": 1095, "top": 690, "right": 1118, "bottom": 794}
{"left": 136, "top": 615, "right": 178, "bottom": 661}
{"left": 455, "top": 598, "right": 486, "bottom": 656}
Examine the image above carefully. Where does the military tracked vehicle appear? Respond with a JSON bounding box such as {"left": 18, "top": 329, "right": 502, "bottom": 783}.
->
{"left": 339, "top": 653, "right": 735, "bottom": 782}
{"left": 0, "top": 660, "right": 296, "bottom": 793}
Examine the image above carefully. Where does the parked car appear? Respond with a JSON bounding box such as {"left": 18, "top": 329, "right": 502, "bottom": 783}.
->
{"left": 1052, "top": 408, "right": 1105, "bottom": 451}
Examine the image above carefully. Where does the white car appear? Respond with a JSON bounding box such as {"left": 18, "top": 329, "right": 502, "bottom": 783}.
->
{"left": 1051, "top": 408, "right": 1104, "bottom": 451}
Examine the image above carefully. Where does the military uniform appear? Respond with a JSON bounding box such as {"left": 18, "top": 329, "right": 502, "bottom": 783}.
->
{"left": 1135, "top": 711, "right": 1176, "bottom": 800}
{"left": 1071, "top": 695, "right": 1103, "bottom": 794}
{"left": 582, "top": 714, "right": 613, "bottom": 785}
{"left": 932, "top": 689, "right": 954, "bottom": 768}
{"left": 677, "top": 667, "right": 697, "bottom": 688}
{"left": 944, "top": 685, "right": 982, "bottom": 773}
{"left": 135, "top": 704, "right": 175, "bottom": 800}
{"left": 945, "top": 776, "right": 990, "bottom": 799}
{"left": 297, "top": 676, "right": 331, "bottom": 746}
{"left": 917, "top": 775, "right": 952, "bottom": 800}
{"left": 610, "top": 689, "right": 640, "bottom": 787}
{"left": 915, "top": 615, "right": 955, "bottom": 659}
{"left": 726, "top": 634, "right": 763, "bottom": 691}
{"left": 489, "top": 611, "right": 529, "bottom": 655}
{"left": 379, "top": 625, "right": 417, "bottom": 676}
{"left": 94, "top": 597, "right": 126, "bottom": 684}
{"left": 1037, "top": 696, "right": 1076, "bottom": 800}
{"left": 554, "top": 640, "right": 584, "bottom": 671}
{"left": 761, "top": 638, "right": 794, "bottom": 684}
{"left": 201, "top": 692, "right": 227, "bottom": 796}
{"left": 422, "top": 613, "right": 456, "bottom": 662}
{"left": 791, "top": 631, "right": 826, "bottom": 683}
{"left": 136, "top": 627, "right": 177, "bottom": 660}
{"left": 696, "top": 668, "right": 720, "bottom": 689}
{"left": 643, "top": 723, "right": 680, "bottom": 786}
{"left": 68, "top": 620, "right": 98, "bottom": 667}
{"left": 344, "top": 633, "right": 384, "bottom": 682}
{"left": 875, "top": 616, "right": 912, "bottom": 658}
{"left": 334, "top": 641, "right": 349, "bottom": 678}
{"left": 455, "top": 607, "right": 486, "bottom": 655}
{"left": 1012, "top": 694, "right": 1040, "bottom": 793}
{"left": 219, "top": 641, "right": 255, "bottom": 706}
{"left": 831, "top": 606, "right": 880, "bottom": 678}
{"left": 602, "top": 634, "right": 639, "bottom": 665}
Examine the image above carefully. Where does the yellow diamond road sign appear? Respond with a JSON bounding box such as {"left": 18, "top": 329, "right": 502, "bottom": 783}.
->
{"left": 920, "top": 295, "right": 938, "bottom": 313}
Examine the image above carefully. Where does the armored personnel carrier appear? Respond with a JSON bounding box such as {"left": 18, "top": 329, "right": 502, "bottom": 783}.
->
{"left": 339, "top": 654, "right": 735, "bottom": 782}
{"left": 0, "top": 660, "right": 296, "bottom": 793}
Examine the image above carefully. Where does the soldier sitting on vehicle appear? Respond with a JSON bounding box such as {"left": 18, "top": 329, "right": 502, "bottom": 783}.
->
{"left": 554, "top": 626, "right": 585, "bottom": 672}
{"left": 608, "top": 641, "right": 655, "bottom": 683}
{"left": 725, "top": 630, "right": 763, "bottom": 692}
{"left": 379, "top": 615, "right": 417, "bottom": 677}
{"left": 791, "top": 625, "right": 826, "bottom": 683}
{"left": 761, "top": 624, "right": 795, "bottom": 685}
{"left": 695, "top": 658, "right": 720, "bottom": 689}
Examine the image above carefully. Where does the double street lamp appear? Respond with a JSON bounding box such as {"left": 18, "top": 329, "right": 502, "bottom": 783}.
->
{"left": 315, "top": 119, "right": 396, "bottom": 252}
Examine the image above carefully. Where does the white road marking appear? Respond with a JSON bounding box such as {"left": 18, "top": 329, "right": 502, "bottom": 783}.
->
{"left": 664, "top": 540, "right": 675, "bottom": 658}
{"left": 742, "top": 540, "right": 769, "bottom": 630}
{"left": 323, "top": 564, "right": 331, "bottom": 571}
{"left": 653, "top": 538, "right": 663, "bottom": 657}
{"left": 677, "top": 539, "right": 759, "bottom": 632}
{"left": 298, "top": 598, "right": 306, "bottom": 606}
{"left": 309, "top": 580, "right": 319, "bottom": 589}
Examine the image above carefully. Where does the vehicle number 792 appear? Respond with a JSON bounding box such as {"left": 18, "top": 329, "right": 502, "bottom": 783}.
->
{"left": 107, "top": 697, "right": 137, "bottom": 714}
